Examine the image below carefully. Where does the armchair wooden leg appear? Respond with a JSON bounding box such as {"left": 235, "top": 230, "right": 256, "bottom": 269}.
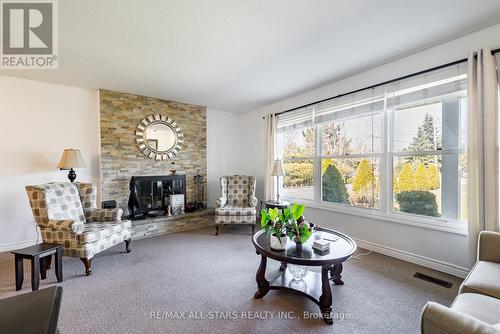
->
{"left": 251, "top": 224, "right": 255, "bottom": 235}
{"left": 215, "top": 225, "right": 219, "bottom": 236}
{"left": 125, "top": 238, "right": 131, "bottom": 253}
{"left": 80, "top": 258, "right": 92, "bottom": 276}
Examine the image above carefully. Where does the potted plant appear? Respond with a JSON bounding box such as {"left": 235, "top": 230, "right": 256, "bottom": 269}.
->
{"left": 283, "top": 203, "right": 313, "bottom": 247}
{"left": 260, "top": 207, "right": 287, "bottom": 250}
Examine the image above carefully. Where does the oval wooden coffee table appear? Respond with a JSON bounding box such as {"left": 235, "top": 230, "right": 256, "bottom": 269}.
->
{"left": 252, "top": 227, "right": 357, "bottom": 325}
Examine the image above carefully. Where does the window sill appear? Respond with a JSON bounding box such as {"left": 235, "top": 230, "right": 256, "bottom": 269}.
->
{"left": 282, "top": 197, "right": 468, "bottom": 236}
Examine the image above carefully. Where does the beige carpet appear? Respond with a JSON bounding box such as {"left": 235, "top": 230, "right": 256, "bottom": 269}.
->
{"left": 0, "top": 225, "right": 462, "bottom": 334}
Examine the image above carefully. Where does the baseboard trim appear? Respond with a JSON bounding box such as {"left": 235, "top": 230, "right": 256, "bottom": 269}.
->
{"left": 0, "top": 239, "right": 38, "bottom": 253}
{"left": 353, "top": 238, "right": 470, "bottom": 279}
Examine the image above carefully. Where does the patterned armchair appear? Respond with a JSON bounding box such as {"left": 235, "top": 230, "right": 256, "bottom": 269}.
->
{"left": 25, "top": 182, "right": 132, "bottom": 276}
{"left": 215, "top": 175, "right": 258, "bottom": 235}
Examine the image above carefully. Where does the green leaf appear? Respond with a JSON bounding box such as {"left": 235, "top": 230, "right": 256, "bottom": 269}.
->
{"left": 300, "top": 228, "right": 312, "bottom": 243}
{"left": 286, "top": 230, "right": 294, "bottom": 240}
{"left": 291, "top": 203, "right": 305, "bottom": 220}
{"left": 283, "top": 207, "right": 291, "bottom": 220}
{"left": 268, "top": 207, "right": 279, "bottom": 220}
{"left": 260, "top": 211, "right": 268, "bottom": 228}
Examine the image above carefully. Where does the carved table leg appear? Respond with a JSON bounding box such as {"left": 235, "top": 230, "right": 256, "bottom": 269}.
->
{"left": 319, "top": 265, "right": 333, "bottom": 325}
{"left": 215, "top": 225, "right": 219, "bottom": 236}
{"left": 279, "top": 262, "right": 287, "bottom": 271}
{"left": 330, "top": 263, "right": 344, "bottom": 285}
{"left": 253, "top": 254, "right": 270, "bottom": 299}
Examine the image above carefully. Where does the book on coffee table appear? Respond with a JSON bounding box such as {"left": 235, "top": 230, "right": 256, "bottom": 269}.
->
{"left": 313, "top": 239, "right": 331, "bottom": 251}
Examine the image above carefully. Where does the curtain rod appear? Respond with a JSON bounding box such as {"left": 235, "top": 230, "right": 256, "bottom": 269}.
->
{"left": 264, "top": 47, "right": 500, "bottom": 119}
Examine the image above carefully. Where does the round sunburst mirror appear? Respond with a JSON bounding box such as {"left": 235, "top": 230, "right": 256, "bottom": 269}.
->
{"left": 135, "top": 114, "right": 184, "bottom": 160}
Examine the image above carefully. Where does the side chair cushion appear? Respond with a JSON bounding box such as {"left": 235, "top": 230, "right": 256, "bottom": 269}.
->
{"left": 215, "top": 206, "right": 256, "bottom": 216}
{"left": 460, "top": 261, "right": 500, "bottom": 299}
{"left": 43, "top": 183, "right": 86, "bottom": 225}
{"left": 77, "top": 221, "right": 132, "bottom": 244}
{"left": 451, "top": 293, "right": 500, "bottom": 326}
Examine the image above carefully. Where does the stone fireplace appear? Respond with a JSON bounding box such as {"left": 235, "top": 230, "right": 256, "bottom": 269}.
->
{"left": 99, "top": 89, "right": 207, "bottom": 215}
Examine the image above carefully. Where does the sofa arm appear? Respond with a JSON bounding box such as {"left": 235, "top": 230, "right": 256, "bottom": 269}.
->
{"left": 478, "top": 231, "right": 500, "bottom": 263}
{"left": 47, "top": 220, "right": 84, "bottom": 234}
{"left": 216, "top": 196, "right": 227, "bottom": 208}
{"left": 85, "top": 208, "right": 123, "bottom": 223}
{"left": 421, "top": 302, "right": 497, "bottom": 334}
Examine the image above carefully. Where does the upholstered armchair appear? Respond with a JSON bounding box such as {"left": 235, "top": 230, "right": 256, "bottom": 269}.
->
{"left": 215, "top": 175, "right": 258, "bottom": 235}
{"left": 25, "top": 182, "right": 132, "bottom": 276}
{"left": 420, "top": 231, "right": 500, "bottom": 333}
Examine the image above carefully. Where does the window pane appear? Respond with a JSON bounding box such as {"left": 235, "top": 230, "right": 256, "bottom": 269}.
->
{"left": 322, "top": 113, "right": 382, "bottom": 156}
{"left": 282, "top": 159, "right": 314, "bottom": 200}
{"left": 393, "top": 97, "right": 465, "bottom": 153}
{"left": 280, "top": 128, "right": 314, "bottom": 159}
{"left": 393, "top": 154, "right": 466, "bottom": 221}
{"left": 321, "top": 158, "right": 380, "bottom": 209}
{"left": 393, "top": 101, "right": 443, "bottom": 152}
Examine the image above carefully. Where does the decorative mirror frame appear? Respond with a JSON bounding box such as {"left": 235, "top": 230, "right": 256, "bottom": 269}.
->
{"left": 135, "top": 114, "right": 184, "bottom": 160}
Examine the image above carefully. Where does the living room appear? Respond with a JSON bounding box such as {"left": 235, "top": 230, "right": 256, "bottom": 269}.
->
{"left": 1, "top": 1, "right": 500, "bottom": 333}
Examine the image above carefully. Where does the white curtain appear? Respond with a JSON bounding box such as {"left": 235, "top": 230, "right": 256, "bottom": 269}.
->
{"left": 264, "top": 114, "right": 276, "bottom": 201}
{"left": 467, "top": 48, "right": 500, "bottom": 266}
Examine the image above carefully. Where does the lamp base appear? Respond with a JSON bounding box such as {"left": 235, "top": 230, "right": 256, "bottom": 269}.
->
{"left": 67, "top": 168, "right": 76, "bottom": 183}
{"left": 275, "top": 193, "right": 282, "bottom": 205}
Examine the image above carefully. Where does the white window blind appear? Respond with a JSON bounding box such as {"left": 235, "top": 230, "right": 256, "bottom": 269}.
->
{"left": 277, "top": 62, "right": 467, "bottom": 131}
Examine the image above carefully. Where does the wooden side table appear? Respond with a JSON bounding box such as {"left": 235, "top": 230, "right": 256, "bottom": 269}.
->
{"left": 11, "top": 243, "right": 63, "bottom": 291}
{"left": 264, "top": 200, "right": 290, "bottom": 213}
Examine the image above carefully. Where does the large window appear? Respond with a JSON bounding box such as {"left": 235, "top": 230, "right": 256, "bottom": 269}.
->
{"left": 280, "top": 127, "right": 315, "bottom": 200}
{"left": 276, "top": 63, "right": 468, "bottom": 225}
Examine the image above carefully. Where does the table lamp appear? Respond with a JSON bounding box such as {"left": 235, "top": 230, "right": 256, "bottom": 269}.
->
{"left": 271, "top": 159, "right": 285, "bottom": 203}
{"left": 57, "top": 149, "right": 87, "bottom": 182}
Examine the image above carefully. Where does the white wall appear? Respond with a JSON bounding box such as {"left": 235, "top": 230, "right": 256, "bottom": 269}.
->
{"left": 235, "top": 23, "right": 500, "bottom": 277}
{"left": 0, "top": 82, "right": 241, "bottom": 250}
{"left": 206, "top": 109, "right": 241, "bottom": 207}
{"left": 0, "top": 76, "right": 100, "bottom": 251}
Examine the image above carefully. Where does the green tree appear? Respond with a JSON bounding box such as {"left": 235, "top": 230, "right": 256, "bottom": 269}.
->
{"left": 322, "top": 164, "right": 349, "bottom": 204}
{"left": 405, "top": 113, "right": 440, "bottom": 165}
{"left": 396, "top": 191, "right": 439, "bottom": 217}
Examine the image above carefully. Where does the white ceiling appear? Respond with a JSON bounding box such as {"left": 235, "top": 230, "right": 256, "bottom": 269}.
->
{"left": 2, "top": 0, "right": 500, "bottom": 113}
